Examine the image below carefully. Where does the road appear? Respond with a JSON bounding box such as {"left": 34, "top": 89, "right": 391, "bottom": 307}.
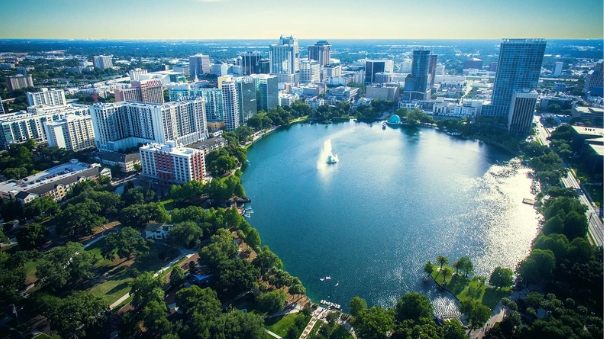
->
{"left": 533, "top": 117, "right": 604, "bottom": 246}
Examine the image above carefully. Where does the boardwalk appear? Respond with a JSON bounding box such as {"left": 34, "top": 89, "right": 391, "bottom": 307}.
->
{"left": 299, "top": 307, "right": 326, "bottom": 339}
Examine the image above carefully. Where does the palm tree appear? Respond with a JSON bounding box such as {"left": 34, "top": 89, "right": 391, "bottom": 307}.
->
{"left": 452, "top": 260, "right": 462, "bottom": 275}
{"left": 442, "top": 268, "right": 451, "bottom": 286}
{"left": 436, "top": 255, "right": 449, "bottom": 273}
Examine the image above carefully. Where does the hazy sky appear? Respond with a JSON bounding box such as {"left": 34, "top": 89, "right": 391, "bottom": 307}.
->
{"left": 1, "top": 0, "right": 602, "bottom": 39}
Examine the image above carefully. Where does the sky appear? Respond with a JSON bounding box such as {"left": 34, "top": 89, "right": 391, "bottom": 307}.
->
{"left": 0, "top": 0, "right": 602, "bottom": 39}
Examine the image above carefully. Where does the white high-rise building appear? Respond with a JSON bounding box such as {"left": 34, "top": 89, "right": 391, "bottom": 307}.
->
{"left": 26, "top": 88, "right": 67, "bottom": 107}
{"left": 221, "top": 80, "right": 240, "bottom": 131}
{"left": 44, "top": 115, "right": 95, "bottom": 152}
{"left": 90, "top": 99, "right": 207, "bottom": 152}
{"left": 140, "top": 141, "right": 206, "bottom": 184}
{"left": 0, "top": 105, "right": 89, "bottom": 148}
{"left": 128, "top": 68, "right": 148, "bottom": 81}
{"left": 269, "top": 35, "right": 299, "bottom": 74}
{"left": 93, "top": 55, "right": 113, "bottom": 69}
{"left": 553, "top": 62, "right": 563, "bottom": 77}
{"left": 189, "top": 54, "right": 211, "bottom": 78}
{"left": 300, "top": 60, "right": 321, "bottom": 83}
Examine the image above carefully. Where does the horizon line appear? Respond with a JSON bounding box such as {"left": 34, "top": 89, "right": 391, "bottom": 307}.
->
{"left": 0, "top": 37, "right": 602, "bottom": 41}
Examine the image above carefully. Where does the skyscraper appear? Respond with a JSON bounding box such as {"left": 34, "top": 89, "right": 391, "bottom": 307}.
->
{"left": 486, "top": 39, "right": 546, "bottom": 120}
{"left": 299, "top": 60, "right": 321, "bottom": 83}
{"left": 308, "top": 41, "right": 331, "bottom": 66}
{"left": 428, "top": 54, "right": 438, "bottom": 88}
{"left": 403, "top": 50, "right": 430, "bottom": 100}
{"left": 221, "top": 80, "right": 240, "bottom": 131}
{"left": 189, "top": 54, "right": 211, "bottom": 78}
{"left": 268, "top": 35, "right": 299, "bottom": 74}
{"left": 583, "top": 60, "right": 603, "bottom": 96}
{"left": 252, "top": 74, "right": 279, "bottom": 111}
{"left": 553, "top": 62, "right": 563, "bottom": 77}
{"left": 6, "top": 74, "right": 34, "bottom": 91}
{"left": 364, "top": 60, "right": 394, "bottom": 84}
{"left": 90, "top": 99, "right": 207, "bottom": 151}
{"left": 114, "top": 79, "right": 164, "bottom": 104}
{"left": 44, "top": 115, "right": 96, "bottom": 152}
{"left": 234, "top": 76, "right": 257, "bottom": 124}
{"left": 508, "top": 90, "right": 538, "bottom": 134}
{"left": 241, "top": 52, "right": 263, "bottom": 75}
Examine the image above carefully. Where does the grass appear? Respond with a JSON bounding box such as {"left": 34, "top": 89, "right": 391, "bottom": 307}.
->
{"left": 265, "top": 313, "right": 310, "bottom": 337}
{"left": 431, "top": 267, "right": 511, "bottom": 310}
{"left": 310, "top": 320, "right": 323, "bottom": 336}
{"left": 24, "top": 259, "right": 39, "bottom": 285}
{"left": 85, "top": 239, "right": 180, "bottom": 305}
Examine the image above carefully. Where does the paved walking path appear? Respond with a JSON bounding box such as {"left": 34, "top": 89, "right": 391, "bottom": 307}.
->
{"left": 299, "top": 307, "right": 326, "bottom": 339}
{"left": 264, "top": 328, "right": 282, "bottom": 339}
{"left": 469, "top": 303, "right": 506, "bottom": 339}
{"left": 109, "top": 251, "right": 195, "bottom": 310}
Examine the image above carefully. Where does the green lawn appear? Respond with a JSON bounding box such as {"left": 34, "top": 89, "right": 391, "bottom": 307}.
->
{"left": 85, "top": 239, "right": 180, "bottom": 305}
{"left": 431, "top": 267, "right": 511, "bottom": 310}
{"left": 265, "top": 314, "right": 311, "bottom": 337}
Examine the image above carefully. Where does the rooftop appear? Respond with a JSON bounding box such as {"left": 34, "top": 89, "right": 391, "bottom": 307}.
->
{"left": 0, "top": 161, "right": 99, "bottom": 194}
{"left": 588, "top": 144, "right": 604, "bottom": 156}
{"left": 571, "top": 125, "right": 604, "bottom": 137}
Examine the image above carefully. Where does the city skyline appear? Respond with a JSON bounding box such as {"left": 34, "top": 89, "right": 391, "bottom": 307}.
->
{"left": 0, "top": 0, "right": 602, "bottom": 39}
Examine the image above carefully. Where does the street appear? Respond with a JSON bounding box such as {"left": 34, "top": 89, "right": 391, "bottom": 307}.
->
{"left": 533, "top": 117, "right": 603, "bottom": 246}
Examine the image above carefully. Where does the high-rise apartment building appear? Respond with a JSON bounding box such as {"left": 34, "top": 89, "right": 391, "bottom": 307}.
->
{"left": 0, "top": 96, "right": 5, "bottom": 115}
{"left": 365, "top": 60, "right": 394, "bottom": 84}
{"left": 168, "top": 85, "right": 224, "bottom": 123}
{"left": 90, "top": 99, "right": 207, "bottom": 151}
{"left": 583, "top": 60, "right": 603, "bottom": 96}
{"left": 140, "top": 141, "right": 206, "bottom": 184}
{"left": 6, "top": 74, "right": 34, "bottom": 91}
{"left": 241, "top": 52, "right": 263, "bottom": 75}
{"left": 300, "top": 60, "right": 321, "bottom": 83}
{"left": 252, "top": 74, "right": 279, "bottom": 111}
{"left": 508, "top": 90, "right": 538, "bottom": 134}
{"left": 403, "top": 50, "right": 431, "bottom": 100}
{"left": 26, "top": 88, "right": 67, "bottom": 107}
{"left": 485, "top": 39, "right": 546, "bottom": 120}
{"left": 0, "top": 105, "right": 89, "bottom": 148}
{"left": 234, "top": 76, "right": 257, "bottom": 124}
{"left": 221, "top": 80, "right": 240, "bottom": 131}
{"left": 114, "top": 79, "right": 164, "bottom": 104}
{"left": 308, "top": 41, "right": 331, "bottom": 66}
{"left": 428, "top": 54, "right": 438, "bottom": 88}
{"left": 44, "top": 115, "right": 96, "bottom": 152}
{"left": 189, "top": 54, "right": 211, "bottom": 78}
{"left": 93, "top": 55, "right": 113, "bottom": 69}
{"left": 269, "top": 35, "right": 299, "bottom": 74}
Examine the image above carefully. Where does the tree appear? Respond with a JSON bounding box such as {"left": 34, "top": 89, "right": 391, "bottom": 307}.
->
{"left": 460, "top": 300, "right": 491, "bottom": 329}
{"left": 16, "top": 222, "right": 48, "bottom": 250}
{"left": 142, "top": 300, "right": 170, "bottom": 336}
{"left": 23, "top": 196, "right": 60, "bottom": 219}
{"left": 215, "top": 259, "right": 260, "bottom": 298}
{"left": 452, "top": 259, "right": 462, "bottom": 275}
{"left": 457, "top": 256, "right": 474, "bottom": 277}
{"left": 489, "top": 267, "right": 514, "bottom": 289}
{"left": 102, "top": 226, "right": 151, "bottom": 261}
{"left": 350, "top": 296, "right": 368, "bottom": 317}
{"left": 443, "top": 319, "right": 466, "bottom": 339}
{"left": 36, "top": 242, "right": 97, "bottom": 289}
{"left": 517, "top": 249, "right": 556, "bottom": 284}
{"left": 442, "top": 268, "right": 451, "bottom": 285}
{"left": 216, "top": 310, "right": 265, "bottom": 339}
{"left": 171, "top": 206, "right": 206, "bottom": 224}
{"left": 424, "top": 261, "right": 434, "bottom": 276}
{"left": 353, "top": 306, "right": 394, "bottom": 339}
{"left": 289, "top": 281, "right": 306, "bottom": 295}
{"left": 245, "top": 228, "right": 261, "bottom": 250}
{"left": 167, "top": 222, "right": 203, "bottom": 248}
{"left": 45, "top": 291, "right": 108, "bottom": 339}
{"left": 252, "top": 246, "right": 283, "bottom": 274}
{"left": 170, "top": 266, "right": 186, "bottom": 287}
{"left": 562, "top": 211, "right": 588, "bottom": 240}
{"left": 257, "top": 289, "right": 287, "bottom": 314}
{"left": 118, "top": 203, "right": 168, "bottom": 228}
{"left": 130, "top": 272, "right": 164, "bottom": 309}
{"left": 395, "top": 292, "right": 433, "bottom": 321}
{"left": 55, "top": 200, "right": 107, "bottom": 236}
{"left": 473, "top": 275, "right": 487, "bottom": 287}
{"left": 436, "top": 255, "right": 449, "bottom": 271}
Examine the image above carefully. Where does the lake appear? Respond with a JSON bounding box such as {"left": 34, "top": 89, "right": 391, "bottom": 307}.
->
{"left": 241, "top": 120, "right": 539, "bottom": 314}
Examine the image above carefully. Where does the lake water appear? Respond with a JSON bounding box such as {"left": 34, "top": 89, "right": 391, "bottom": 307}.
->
{"left": 241, "top": 120, "right": 539, "bottom": 314}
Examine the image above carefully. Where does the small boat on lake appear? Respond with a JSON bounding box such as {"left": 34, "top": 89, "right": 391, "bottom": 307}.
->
{"left": 327, "top": 154, "right": 339, "bottom": 164}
